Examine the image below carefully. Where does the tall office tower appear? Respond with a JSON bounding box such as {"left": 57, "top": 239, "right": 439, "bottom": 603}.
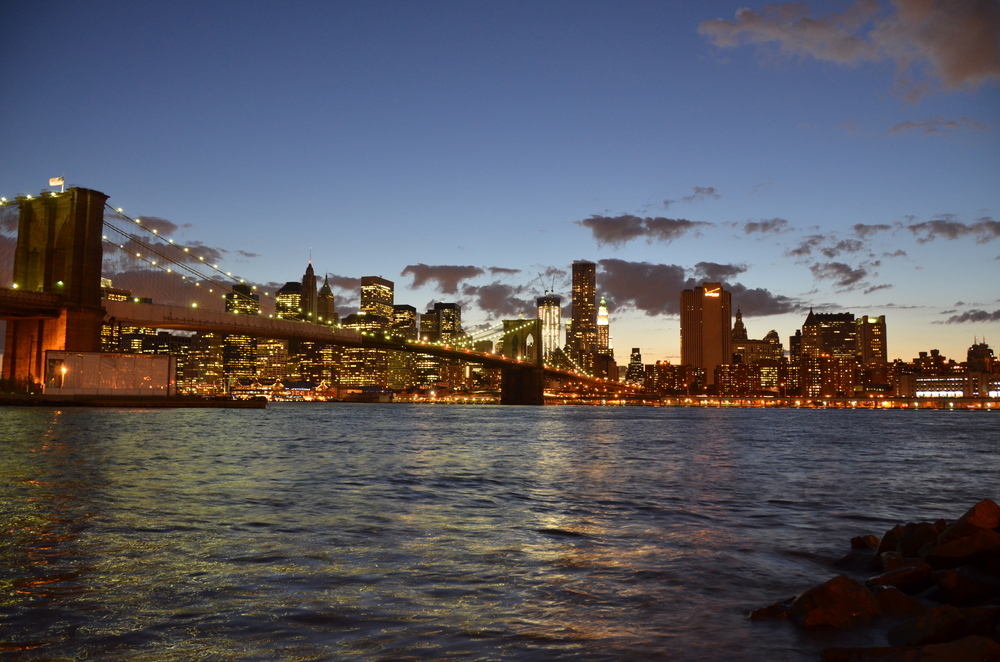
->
{"left": 360, "top": 276, "right": 394, "bottom": 326}
{"left": 388, "top": 305, "right": 419, "bottom": 390}
{"left": 625, "top": 348, "right": 644, "bottom": 384}
{"left": 392, "top": 305, "right": 419, "bottom": 338}
{"left": 536, "top": 294, "right": 562, "bottom": 358}
{"left": 184, "top": 332, "right": 225, "bottom": 395}
{"left": 340, "top": 313, "right": 389, "bottom": 388}
{"left": 256, "top": 337, "right": 289, "bottom": 379}
{"left": 569, "top": 260, "right": 598, "bottom": 370}
{"left": 855, "top": 315, "right": 887, "bottom": 365}
{"left": 435, "top": 302, "right": 462, "bottom": 341}
{"left": 597, "top": 296, "right": 611, "bottom": 355}
{"left": 800, "top": 309, "right": 857, "bottom": 397}
{"left": 680, "top": 282, "right": 732, "bottom": 386}
{"left": 316, "top": 275, "right": 337, "bottom": 325}
{"left": 223, "top": 283, "right": 259, "bottom": 379}
{"left": 276, "top": 281, "right": 304, "bottom": 320}
{"left": 301, "top": 262, "right": 318, "bottom": 321}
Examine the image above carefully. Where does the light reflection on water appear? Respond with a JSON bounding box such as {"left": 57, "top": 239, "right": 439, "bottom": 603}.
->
{"left": 1, "top": 405, "right": 996, "bottom": 660}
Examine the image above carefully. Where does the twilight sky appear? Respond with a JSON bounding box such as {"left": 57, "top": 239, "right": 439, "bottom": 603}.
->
{"left": 2, "top": 0, "right": 998, "bottom": 364}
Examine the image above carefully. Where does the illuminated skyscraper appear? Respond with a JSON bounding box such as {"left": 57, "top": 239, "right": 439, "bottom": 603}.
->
{"left": 680, "top": 282, "right": 732, "bottom": 386}
{"left": 800, "top": 309, "right": 857, "bottom": 397}
{"left": 625, "top": 348, "right": 644, "bottom": 384}
{"left": 597, "top": 296, "right": 611, "bottom": 355}
{"left": 536, "top": 294, "right": 562, "bottom": 358}
{"left": 276, "top": 281, "right": 303, "bottom": 320}
{"left": 360, "top": 276, "right": 394, "bottom": 325}
{"left": 569, "top": 260, "right": 597, "bottom": 371}
{"left": 856, "top": 315, "right": 887, "bottom": 365}
{"left": 223, "top": 283, "right": 259, "bottom": 380}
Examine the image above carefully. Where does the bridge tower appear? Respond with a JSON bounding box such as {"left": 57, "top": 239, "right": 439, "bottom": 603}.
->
{"left": 2, "top": 188, "right": 109, "bottom": 385}
{"left": 498, "top": 318, "right": 544, "bottom": 405}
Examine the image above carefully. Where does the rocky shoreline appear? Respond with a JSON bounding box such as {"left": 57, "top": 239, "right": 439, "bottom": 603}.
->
{"left": 749, "top": 499, "right": 1000, "bottom": 661}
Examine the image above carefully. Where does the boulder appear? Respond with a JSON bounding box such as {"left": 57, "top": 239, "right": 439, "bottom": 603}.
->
{"left": 886, "top": 605, "right": 999, "bottom": 647}
{"left": 852, "top": 534, "right": 881, "bottom": 550}
{"left": 747, "top": 596, "right": 794, "bottom": 621}
{"left": 931, "top": 568, "right": 999, "bottom": 605}
{"left": 954, "top": 499, "right": 1000, "bottom": 531}
{"left": 868, "top": 585, "right": 927, "bottom": 618}
{"left": 877, "top": 525, "right": 905, "bottom": 556}
{"left": 924, "top": 528, "right": 1000, "bottom": 568}
{"left": 866, "top": 561, "right": 933, "bottom": 592}
{"left": 788, "top": 575, "right": 883, "bottom": 628}
{"left": 897, "top": 521, "right": 948, "bottom": 558}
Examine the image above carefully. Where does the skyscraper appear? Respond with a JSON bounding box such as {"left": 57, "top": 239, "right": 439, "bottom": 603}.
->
{"left": 275, "top": 281, "right": 303, "bottom": 320}
{"left": 597, "top": 296, "right": 611, "bottom": 355}
{"left": 856, "top": 315, "right": 887, "bottom": 365}
{"left": 800, "top": 309, "right": 857, "bottom": 397}
{"left": 625, "top": 347, "right": 644, "bottom": 384}
{"left": 223, "top": 283, "right": 259, "bottom": 380}
{"left": 316, "top": 274, "right": 337, "bottom": 325}
{"left": 536, "top": 294, "right": 562, "bottom": 358}
{"left": 301, "top": 262, "right": 318, "bottom": 321}
{"left": 360, "top": 276, "right": 394, "bottom": 325}
{"left": 680, "top": 282, "right": 732, "bottom": 386}
{"left": 569, "top": 260, "right": 597, "bottom": 371}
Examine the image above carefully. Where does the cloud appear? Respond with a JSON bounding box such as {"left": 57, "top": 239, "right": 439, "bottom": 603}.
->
{"left": 699, "top": 0, "right": 1000, "bottom": 99}
{"left": 692, "top": 261, "right": 747, "bottom": 282}
{"left": 787, "top": 234, "right": 827, "bottom": 257}
{"left": 132, "top": 215, "right": 182, "bottom": 236}
{"left": 820, "top": 238, "right": 866, "bottom": 258}
{"left": 809, "top": 261, "right": 869, "bottom": 288}
{"left": 488, "top": 266, "right": 521, "bottom": 276}
{"left": 853, "top": 222, "right": 895, "bottom": 238}
{"left": 888, "top": 116, "right": 989, "bottom": 135}
{"left": 864, "top": 283, "right": 894, "bottom": 294}
{"left": 461, "top": 282, "right": 534, "bottom": 319}
{"left": 727, "top": 283, "right": 805, "bottom": 316}
{"left": 324, "top": 275, "right": 361, "bottom": 292}
{"left": 401, "top": 263, "right": 485, "bottom": 293}
{"left": 663, "top": 186, "right": 721, "bottom": 208}
{"left": 744, "top": 218, "right": 790, "bottom": 234}
{"left": 577, "top": 215, "right": 711, "bottom": 246}
{"left": 907, "top": 215, "right": 1000, "bottom": 243}
{"left": 597, "top": 259, "right": 690, "bottom": 316}
{"left": 943, "top": 309, "right": 1000, "bottom": 323}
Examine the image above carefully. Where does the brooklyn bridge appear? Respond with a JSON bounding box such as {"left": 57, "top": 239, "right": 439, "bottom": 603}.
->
{"left": 0, "top": 187, "right": 635, "bottom": 404}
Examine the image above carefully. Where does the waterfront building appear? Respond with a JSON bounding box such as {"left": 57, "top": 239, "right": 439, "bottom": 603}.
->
{"left": 536, "top": 294, "right": 562, "bottom": 358}
{"left": 340, "top": 313, "right": 388, "bottom": 388}
{"left": 388, "top": 305, "right": 418, "bottom": 390}
{"left": 569, "top": 261, "right": 597, "bottom": 372}
{"left": 680, "top": 282, "right": 732, "bottom": 387}
{"left": 597, "top": 296, "right": 610, "bottom": 355}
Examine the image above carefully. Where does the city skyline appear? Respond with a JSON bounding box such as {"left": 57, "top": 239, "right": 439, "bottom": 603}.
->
{"left": 1, "top": 1, "right": 998, "bottom": 364}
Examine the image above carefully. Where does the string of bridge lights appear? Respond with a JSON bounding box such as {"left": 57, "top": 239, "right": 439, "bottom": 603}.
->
{"left": 103, "top": 204, "right": 271, "bottom": 308}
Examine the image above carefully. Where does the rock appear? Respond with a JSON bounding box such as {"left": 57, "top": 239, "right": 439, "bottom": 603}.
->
{"left": 869, "top": 585, "right": 927, "bottom": 617}
{"left": 852, "top": 534, "right": 881, "bottom": 550}
{"left": 898, "top": 521, "right": 947, "bottom": 558}
{"left": 866, "top": 561, "right": 933, "bottom": 592}
{"left": 835, "top": 550, "right": 878, "bottom": 572}
{"left": 955, "top": 499, "right": 1000, "bottom": 531}
{"left": 881, "top": 553, "right": 923, "bottom": 572}
{"left": 924, "top": 528, "right": 1000, "bottom": 568}
{"left": 877, "top": 525, "right": 905, "bottom": 556}
{"left": 886, "top": 605, "right": 999, "bottom": 647}
{"left": 788, "top": 575, "right": 883, "bottom": 628}
{"left": 822, "top": 635, "right": 1000, "bottom": 662}
{"left": 747, "top": 596, "right": 794, "bottom": 621}
{"left": 932, "top": 568, "right": 999, "bottom": 605}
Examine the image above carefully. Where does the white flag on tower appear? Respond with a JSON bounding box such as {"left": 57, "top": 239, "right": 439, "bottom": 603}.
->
{"left": 49, "top": 177, "right": 64, "bottom": 187}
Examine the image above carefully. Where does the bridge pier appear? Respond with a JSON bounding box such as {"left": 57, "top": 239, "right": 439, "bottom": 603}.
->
{"left": 1, "top": 188, "right": 108, "bottom": 386}
{"left": 500, "top": 366, "right": 545, "bottom": 405}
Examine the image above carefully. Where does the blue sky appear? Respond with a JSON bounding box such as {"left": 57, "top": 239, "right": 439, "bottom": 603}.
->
{"left": 2, "top": 0, "right": 998, "bottom": 364}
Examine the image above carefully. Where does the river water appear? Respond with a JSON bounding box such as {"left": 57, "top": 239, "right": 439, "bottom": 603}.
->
{"left": 1, "top": 404, "right": 996, "bottom": 660}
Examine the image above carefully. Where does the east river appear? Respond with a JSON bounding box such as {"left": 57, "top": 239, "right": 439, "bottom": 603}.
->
{"left": 1, "top": 404, "right": 996, "bottom": 660}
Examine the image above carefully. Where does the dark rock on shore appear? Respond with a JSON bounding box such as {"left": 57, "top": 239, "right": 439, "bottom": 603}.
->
{"left": 749, "top": 499, "right": 1000, "bottom": 660}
